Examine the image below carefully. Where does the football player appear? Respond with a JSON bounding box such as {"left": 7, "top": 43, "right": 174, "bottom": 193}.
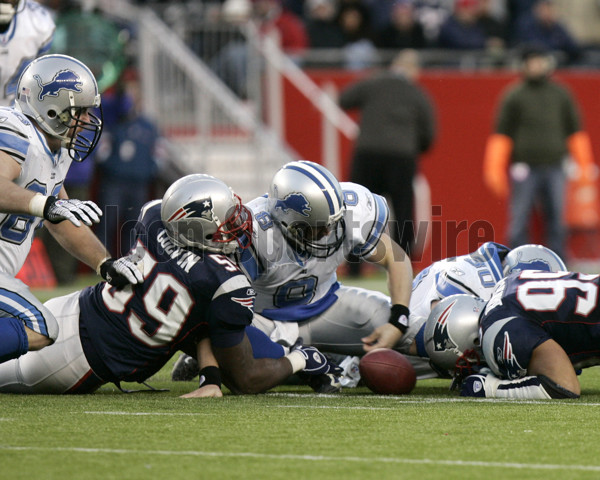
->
{"left": 406, "top": 242, "right": 567, "bottom": 359}
{"left": 0, "top": 54, "right": 142, "bottom": 366}
{"left": 173, "top": 160, "right": 420, "bottom": 389}
{"left": 460, "top": 270, "right": 600, "bottom": 399}
{"left": 0, "top": 0, "right": 55, "bottom": 107}
{"left": 0, "top": 174, "right": 339, "bottom": 395}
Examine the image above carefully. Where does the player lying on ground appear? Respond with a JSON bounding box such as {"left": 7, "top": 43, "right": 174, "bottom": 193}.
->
{"left": 425, "top": 270, "right": 600, "bottom": 399}
{"left": 0, "top": 174, "right": 338, "bottom": 395}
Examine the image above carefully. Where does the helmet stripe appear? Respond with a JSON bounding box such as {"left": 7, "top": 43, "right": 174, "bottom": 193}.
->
{"left": 286, "top": 163, "right": 341, "bottom": 216}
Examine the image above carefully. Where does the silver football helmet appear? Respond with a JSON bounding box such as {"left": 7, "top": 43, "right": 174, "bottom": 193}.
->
{"left": 268, "top": 160, "right": 346, "bottom": 258}
{"left": 161, "top": 174, "right": 253, "bottom": 255}
{"left": 15, "top": 54, "right": 102, "bottom": 162}
{"left": 502, "top": 244, "right": 566, "bottom": 276}
{"left": 424, "top": 294, "right": 486, "bottom": 377}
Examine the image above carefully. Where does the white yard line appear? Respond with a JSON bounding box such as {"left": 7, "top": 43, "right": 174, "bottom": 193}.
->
{"left": 1, "top": 445, "right": 599, "bottom": 472}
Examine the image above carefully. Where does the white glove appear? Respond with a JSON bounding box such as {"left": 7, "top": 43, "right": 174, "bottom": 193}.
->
{"left": 42, "top": 196, "right": 102, "bottom": 227}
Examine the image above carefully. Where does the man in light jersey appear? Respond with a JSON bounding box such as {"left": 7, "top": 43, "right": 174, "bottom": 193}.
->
{"left": 0, "top": 54, "right": 142, "bottom": 366}
{"left": 0, "top": 0, "right": 55, "bottom": 107}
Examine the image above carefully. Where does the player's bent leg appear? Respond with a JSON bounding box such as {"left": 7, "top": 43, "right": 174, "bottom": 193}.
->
{"left": 0, "top": 292, "right": 96, "bottom": 394}
{"left": 0, "top": 317, "right": 28, "bottom": 363}
{"left": 0, "top": 274, "right": 59, "bottom": 362}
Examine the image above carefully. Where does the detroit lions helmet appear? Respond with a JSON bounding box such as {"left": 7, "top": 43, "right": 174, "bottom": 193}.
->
{"left": 161, "top": 174, "right": 253, "bottom": 255}
{"left": 15, "top": 54, "right": 102, "bottom": 162}
{"left": 268, "top": 160, "right": 346, "bottom": 258}
{"left": 502, "top": 244, "right": 566, "bottom": 276}
{"left": 424, "top": 294, "right": 486, "bottom": 377}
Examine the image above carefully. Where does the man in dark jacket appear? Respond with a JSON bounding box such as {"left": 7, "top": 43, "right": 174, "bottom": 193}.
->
{"left": 339, "top": 49, "right": 436, "bottom": 265}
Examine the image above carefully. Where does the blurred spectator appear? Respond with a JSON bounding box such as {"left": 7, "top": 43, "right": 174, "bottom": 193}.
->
{"left": 339, "top": 49, "right": 436, "bottom": 268}
{"left": 477, "top": 0, "right": 508, "bottom": 48}
{"left": 0, "top": 0, "right": 55, "bottom": 106}
{"left": 95, "top": 70, "right": 162, "bottom": 257}
{"left": 376, "top": 0, "right": 428, "bottom": 49}
{"left": 483, "top": 46, "right": 594, "bottom": 260}
{"left": 437, "top": 0, "right": 489, "bottom": 49}
{"left": 413, "top": 0, "right": 454, "bottom": 45}
{"left": 513, "top": 0, "right": 581, "bottom": 63}
{"left": 304, "top": 0, "right": 345, "bottom": 49}
{"left": 337, "top": 2, "right": 379, "bottom": 69}
{"left": 254, "top": 0, "right": 308, "bottom": 59}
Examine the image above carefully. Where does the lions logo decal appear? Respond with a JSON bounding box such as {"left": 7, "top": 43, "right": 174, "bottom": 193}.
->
{"left": 167, "top": 197, "right": 215, "bottom": 223}
{"left": 274, "top": 192, "right": 312, "bottom": 217}
{"left": 433, "top": 301, "right": 459, "bottom": 352}
{"left": 34, "top": 69, "right": 83, "bottom": 101}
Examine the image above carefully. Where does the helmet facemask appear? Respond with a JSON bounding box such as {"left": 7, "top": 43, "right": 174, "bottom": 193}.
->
{"left": 284, "top": 214, "right": 345, "bottom": 258}
{"left": 58, "top": 105, "right": 103, "bottom": 162}
{"left": 209, "top": 194, "right": 253, "bottom": 254}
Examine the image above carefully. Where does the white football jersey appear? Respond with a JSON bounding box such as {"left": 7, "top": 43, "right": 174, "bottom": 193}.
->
{"left": 0, "top": 0, "right": 55, "bottom": 106}
{"left": 0, "top": 107, "right": 71, "bottom": 275}
{"left": 410, "top": 242, "right": 509, "bottom": 319}
{"left": 239, "top": 182, "right": 389, "bottom": 322}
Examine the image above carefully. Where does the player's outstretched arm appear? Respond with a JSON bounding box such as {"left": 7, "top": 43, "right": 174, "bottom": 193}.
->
{"left": 362, "top": 232, "right": 412, "bottom": 351}
{"left": 180, "top": 338, "right": 223, "bottom": 398}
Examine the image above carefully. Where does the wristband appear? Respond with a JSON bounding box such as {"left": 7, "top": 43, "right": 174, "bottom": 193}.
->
{"left": 96, "top": 256, "right": 112, "bottom": 276}
{"left": 285, "top": 350, "right": 307, "bottom": 373}
{"left": 198, "top": 366, "right": 222, "bottom": 389}
{"left": 29, "top": 193, "right": 48, "bottom": 218}
{"left": 388, "top": 304, "right": 409, "bottom": 334}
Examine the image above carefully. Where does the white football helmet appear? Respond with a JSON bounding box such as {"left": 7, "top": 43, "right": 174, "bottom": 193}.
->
{"left": 161, "top": 174, "right": 253, "bottom": 255}
{"left": 502, "top": 244, "right": 566, "bottom": 276}
{"left": 268, "top": 160, "right": 346, "bottom": 258}
{"left": 424, "top": 294, "right": 486, "bottom": 377}
{"left": 15, "top": 54, "right": 102, "bottom": 162}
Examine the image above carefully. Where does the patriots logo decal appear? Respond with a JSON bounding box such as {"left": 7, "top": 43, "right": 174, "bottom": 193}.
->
{"left": 496, "top": 331, "right": 527, "bottom": 379}
{"left": 167, "top": 198, "right": 214, "bottom": 223}
{"left": 232, "top": 296, "right": 254, "bottom": 311}
{"left": 433, "top": 301, "right": 458, "bottom": 352}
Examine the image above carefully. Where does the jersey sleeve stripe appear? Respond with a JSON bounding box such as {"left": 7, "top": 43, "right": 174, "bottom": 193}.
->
{"left": 212, "top": 274, "right": 251, "bottom": 300}
{"left": 0, "top": 289, "right": 47, "bottom": 336}
{"left": 353, "top": 193, "right": 389, "bottom": 256}
{"left": 239, "top": 247, "right": 259, "bottom": 281}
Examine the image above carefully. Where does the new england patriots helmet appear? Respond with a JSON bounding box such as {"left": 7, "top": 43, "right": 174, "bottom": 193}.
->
{"left": 502, "top": 244, "right": 566, "bottom": 276}
{"left": 15, "top": 54, "right": 102, "bottom": 162}
{"left": 161, "top": 174, "right": 253, "bottom": 255}
{"left": 268, "top": 160, "right": 346, "bottom": 258}
{"left": 424, "top": 294, "right": 486, "bottom": 377}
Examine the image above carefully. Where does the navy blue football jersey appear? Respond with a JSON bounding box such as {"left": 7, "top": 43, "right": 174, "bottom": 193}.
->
{"left": 79, "top": 200, "right": 255, "bottom": 383}
{"left": 480, "top": 270, "right": 600, "bottom": 377}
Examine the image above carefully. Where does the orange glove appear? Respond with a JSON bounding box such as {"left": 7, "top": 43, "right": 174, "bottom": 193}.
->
{"left": 483, "top": 134, "right": 513, "bottom": 199}
{"left": 568, "top": 131, "right": 595, "bottom": 181}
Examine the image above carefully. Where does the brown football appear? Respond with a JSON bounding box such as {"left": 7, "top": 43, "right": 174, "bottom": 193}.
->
{"left": 359, "top": 349, "right": 417, "bottom": 395}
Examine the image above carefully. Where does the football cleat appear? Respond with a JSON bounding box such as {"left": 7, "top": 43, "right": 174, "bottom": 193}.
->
{"left": 171, "top": 354, "right": 200, "bottom": 382}
{"left": 459, "top": 374, "right": 488, "bottom": 397}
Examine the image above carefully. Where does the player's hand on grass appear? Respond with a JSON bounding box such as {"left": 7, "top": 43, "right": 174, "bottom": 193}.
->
{"left": 180, "top": 385, "right": 223, "bottom": 398}
{"left": 362, "top": 323, "right": 403, "bottom": 352}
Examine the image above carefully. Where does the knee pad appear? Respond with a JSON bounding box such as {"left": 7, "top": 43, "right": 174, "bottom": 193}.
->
{"left": 0, "top": 317, "right": 29, "bottom": 363}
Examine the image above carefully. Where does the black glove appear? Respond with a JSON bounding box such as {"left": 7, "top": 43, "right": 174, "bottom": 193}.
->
{"left": 99, "top": 256, "right": 144, "bottom": 289}
{"left": 43, "top": 196, "right": 102, "bottom": 227}
{"left": 292, "top": 344, "right": 342, "bottom": 376}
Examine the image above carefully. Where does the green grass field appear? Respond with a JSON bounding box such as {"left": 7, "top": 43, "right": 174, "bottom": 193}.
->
{"left": 2, "top": 274, "right": 600, "bottom": 480}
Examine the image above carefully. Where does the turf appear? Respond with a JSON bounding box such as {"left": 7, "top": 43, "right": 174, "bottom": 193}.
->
{"left": 1, "top": 275, "right": 599, "bottom": 479}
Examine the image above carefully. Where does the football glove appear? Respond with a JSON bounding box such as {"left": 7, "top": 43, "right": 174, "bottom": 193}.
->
{"left": 292, "top": 344, "right": 342, "bottom": 376}
{"left": 99, "top": 254, "right": 144, "bottom": 289}
{"left": 43, "top": 196, "right": 102, "bottom": 227}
